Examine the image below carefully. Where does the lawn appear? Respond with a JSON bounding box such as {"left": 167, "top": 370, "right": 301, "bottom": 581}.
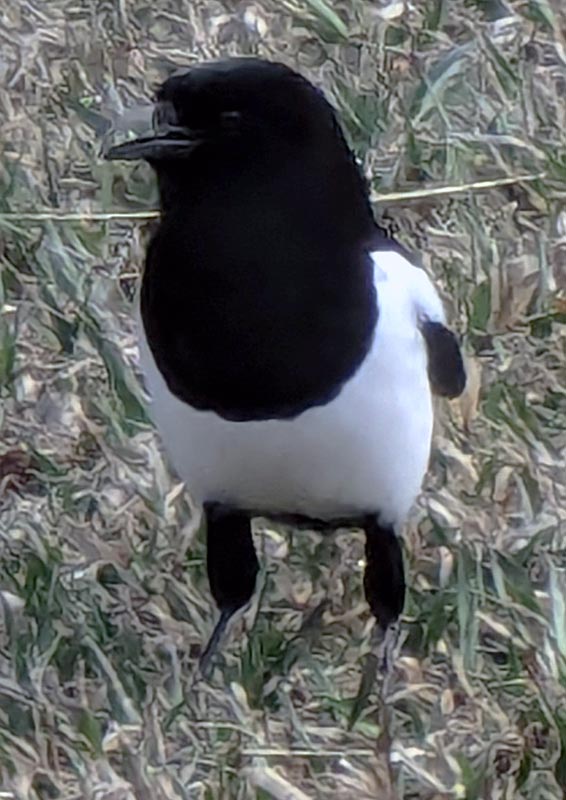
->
{"left": 1, "top": 0, "right": 566, "bottom": 797}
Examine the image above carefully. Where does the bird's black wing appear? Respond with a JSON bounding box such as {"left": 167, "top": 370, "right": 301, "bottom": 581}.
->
{"left": 421, "top": 320, "right": 466, "bottom": 399}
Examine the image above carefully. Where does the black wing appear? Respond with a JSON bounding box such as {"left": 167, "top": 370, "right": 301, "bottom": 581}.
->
{"left": 421, "top": 320, "right": 466, "bottom": 399}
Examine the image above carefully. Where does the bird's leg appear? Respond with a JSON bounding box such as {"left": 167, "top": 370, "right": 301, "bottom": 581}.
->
{"left": 199, "top": 503, "right": 259, "bottom": 677}
{"left": 363, "top": 517, "right": 405, "bottom": 672}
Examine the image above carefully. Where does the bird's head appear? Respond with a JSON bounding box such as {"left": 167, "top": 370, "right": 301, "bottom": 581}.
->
{"left": 105, "top": 58, "right": 345, "bottom": 164}
{"left": 105, "top": 58, "right": 376, "bottom": 240}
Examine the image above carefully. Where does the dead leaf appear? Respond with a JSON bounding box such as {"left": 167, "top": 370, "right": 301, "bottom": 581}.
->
{"left": 458, "top": 355, "right": 482, "bottom": 431}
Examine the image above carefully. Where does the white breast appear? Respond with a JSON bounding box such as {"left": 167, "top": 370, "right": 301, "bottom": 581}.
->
{"left": 138, "top": 251, "right": 445, "bottom": 525}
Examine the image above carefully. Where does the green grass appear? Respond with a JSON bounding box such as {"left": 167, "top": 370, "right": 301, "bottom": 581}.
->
{"left": 1, "top": 0, "right": 566, "bottom": 797}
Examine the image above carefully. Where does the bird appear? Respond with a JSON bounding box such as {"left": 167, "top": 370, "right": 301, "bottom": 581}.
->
{"left": 104, "top": 57, "right": 466, "bottom": 674}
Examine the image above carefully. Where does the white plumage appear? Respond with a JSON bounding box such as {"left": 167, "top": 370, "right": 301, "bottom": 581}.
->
{"left": 138, "top": 250, "right": 445, "bottom": 527}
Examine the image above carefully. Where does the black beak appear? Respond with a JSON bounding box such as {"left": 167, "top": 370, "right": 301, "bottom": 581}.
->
{"left": 104, "top": 130, "right": 201, "bottom": 162}
{"left": 104, "top": 96, "right": 201, "bottom": 162}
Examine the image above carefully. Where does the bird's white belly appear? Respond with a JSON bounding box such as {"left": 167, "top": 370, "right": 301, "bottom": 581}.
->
{"left": 137, "top": 255, "right": 435, "bottom": 524}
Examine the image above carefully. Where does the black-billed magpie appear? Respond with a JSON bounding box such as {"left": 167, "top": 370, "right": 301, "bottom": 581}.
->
{"left": 105, "top": 58, "right": 466, "bottom": 673}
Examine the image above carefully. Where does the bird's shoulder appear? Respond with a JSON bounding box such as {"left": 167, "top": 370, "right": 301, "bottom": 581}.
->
{"left": 370, "top": 249, "right": 445, "bottom": 325}
{"left": 370, "top": 250, "right": 466, "bottom": 398}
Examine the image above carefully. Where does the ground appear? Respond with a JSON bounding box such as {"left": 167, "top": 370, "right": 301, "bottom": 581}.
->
{"left": 1, "top": 0, "right": 566, "bottom": 798}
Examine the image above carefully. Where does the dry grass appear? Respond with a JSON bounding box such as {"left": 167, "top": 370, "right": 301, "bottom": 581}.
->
{"left": 1, "top": 0, "right": 566, "bottom": 797}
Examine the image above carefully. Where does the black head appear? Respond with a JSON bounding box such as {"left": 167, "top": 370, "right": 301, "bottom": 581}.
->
{"left": 105, "top": 58, "right": 376, "bottom": 240}
{"left": 107, "top": 58, "right": 347, "bottom": 160}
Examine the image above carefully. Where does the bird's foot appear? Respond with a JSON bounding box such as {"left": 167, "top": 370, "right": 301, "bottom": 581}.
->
{"left": 198, "top": 605, "right": 247, "bottom": 679}
{"left": 372, "top": 621, "right": 400, "bottom": 675}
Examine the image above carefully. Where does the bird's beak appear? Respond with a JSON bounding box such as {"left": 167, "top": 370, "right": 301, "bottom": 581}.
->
{"left": 104, "top": 128, "right": 201, "bottom": 161}
{"left": 104, "top": 97, "right": 201, "bottom": 162}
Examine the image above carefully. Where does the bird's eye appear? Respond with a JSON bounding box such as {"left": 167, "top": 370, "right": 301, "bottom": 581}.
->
{"left": 220, "top": 111, "right": 242, "bottom": 130}
{"left": 153, "top": 100, "right": 179, "bottom": 132}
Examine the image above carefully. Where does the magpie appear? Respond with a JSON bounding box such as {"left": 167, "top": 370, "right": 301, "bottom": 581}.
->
{"left": 105, "top": 58, "right": 466, "bottom": 673}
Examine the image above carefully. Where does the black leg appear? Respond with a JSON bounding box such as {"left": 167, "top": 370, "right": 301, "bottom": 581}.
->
{"left": 199, "top": 503, "right": 259, "bottom": 675}
{"left": 363, "top": 517, "right": 405, "bottom": 669}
